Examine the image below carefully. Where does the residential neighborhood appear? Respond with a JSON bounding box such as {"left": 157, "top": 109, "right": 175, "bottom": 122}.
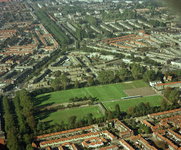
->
{"left": 1, "top": 0, "right": 181, "bottom": 150}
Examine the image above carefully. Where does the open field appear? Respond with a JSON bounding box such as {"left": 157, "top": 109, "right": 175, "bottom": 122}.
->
{"left": 103, "top": 95, "right": 163, "bottom": 112}
{"left": 124, "top": 87, "right": 157, "bottom": 96}
{"left": 33, "top": 80, "right": 149, "bottom": 107}
{"left": 35, "top": 106, "right": 103, "bottom": 124}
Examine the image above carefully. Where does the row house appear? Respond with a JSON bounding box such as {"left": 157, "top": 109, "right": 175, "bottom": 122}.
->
{"left": 97, "top": 145, "right": 119, "bottom": 150}
{"left": 90, "top": 25, "right": 103, "bottom": 34}
{"left": 127, "top": 21, "right": 143, "bottom": 29}
{"left": 139, "top": 137, "right": 158, "bottom": 150}
{"left": 109, "top": 23, "right": 123, "bottom": 31}
{"left": 114, "top": 119, "right": 134, "bottom": 138}
{"left": 155, "top": 133, "right": 178, "bottom": 150}
{"left": 156, "top": 81, "right": 181, "bottom": 90}
{"left": 68, "top": 56, "right": 82, "bottom": 66}
{"left": 117, "top": 21, "right": 133, "bottom": 30}
{"left": 119, "top": 139, "right": 135, "bottom": 150}
{"left": 39, "top": 130, "right": 115, "bottom": 148}
{"left": 50, "top": 56, "right": 67, "bottom": 67}
{"left": 101, "top": 34, "right": 137, "bottom": 43}
{"left": 0, "top": 83, "right": 14, "bottom": 93}
{"left": 104, "top": 58, "right": 120, "bottom": 65}
{"left": 57, "top": 143, "right": 78, "bottom": 150}
{"left": 0, "top": 55, "right": 11, "bottom": 63}
{"left": 0, "top": 71, "right": 7, "bottom": 77}
{"left": 48, "top": 66, "right": 83, "bottom": 72}
{"left": 133, "top": 8, "right": 150, "bottom": 13}
{"left": 142, "top": 120, "right": 152, "bottom": 127}
{"left": 102, "top": 130, "right": 117, "bottom": 140}
{"left": 145, "top": 38, "right": 154, "bottom": 44}
{"left": 104, "top": 20, "right": 116, "bottom": 24}
{"left": 155, "top": 7, "right": 168, "bottom": 11}
{"left": 138, "top": 20, "right": 153, "bottom": 28}
{"left": 167, "top": 128, "right": 181, "bottom": 141}
{"left": 148, "top": 109, "right": 181, "bottom": 119}
{"left": 32, "top": 125, "right": 95, "bottom": 141}
{"left": 28, "top": 81, "right": 49, "bottom": 89}
{"left": 110, "top": 43, "right": 133, "bottom": 49}
{"left": 67, "top": 22, "right": 76, "bottom": 32}
{"left": 130, "top": 40, "right": 147, "bottom": 47}
{"left": 82, "top": 137, "right": 105, "bottom": 148}
{"left": 82, "top": 55, "right": 91, "bottom": 65}
{"left": 0, "top": 29, "right": 17, "bottom": 40}
{"left": 100, "top": 24, "right": 113, "bottom": 33}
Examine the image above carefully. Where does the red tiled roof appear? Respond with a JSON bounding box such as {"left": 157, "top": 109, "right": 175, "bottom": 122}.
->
{"left": 156, "top": 81, "right": 181, "bottom": 86}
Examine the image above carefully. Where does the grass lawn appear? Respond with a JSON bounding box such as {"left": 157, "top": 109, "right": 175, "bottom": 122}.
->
{"left": 35, "top": 106, "right": 103, "bottom": 124}
{"left": 121, "top": 80, "right": 149, "bottom": 90}
{"left": 103, "top": 95, "right": 163, "bottom": 112}
{"left": 84, "top": 84, "right": 128, "bottom": 102}
{"left": 33, "top": 80, "right": 149, "bottom": 107}
{"left": 34, "top": 88, "right": 88, "bottom": 107}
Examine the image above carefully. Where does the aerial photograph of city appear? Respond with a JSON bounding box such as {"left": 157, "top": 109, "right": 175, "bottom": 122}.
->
{"left": 1, "top": 0, "right": 181, "bottom": 149}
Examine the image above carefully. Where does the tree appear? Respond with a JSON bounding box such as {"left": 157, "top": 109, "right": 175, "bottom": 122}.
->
{"left": 61, "top": 74, "right": 68, "bottom": 90}
{"left": 138, "top": 129, "right": 142, "bottom": 134}
{"left": 74, "top": 79, "right": 79, "bottom": 88}
{"left": 164, "top": 87, "right": 172, "bottom": 99}
{"left": 87, "top": 77, "right": 94, "bottom": 86}
{"left": 143, "top": 70, "right": 156, "bottom": 82}
{"left": 120, "top": 62, "right": 126, "bottom": 68}
{"left": 131, "top": 63, "right": 145, "bottom": 80}
{"left": 169, "top": 88, "right": 179, "bottom": 103}
{"left": 98, "top": 70, "right": 115, "bottom": 84}
{"left": 98, "top": 70, "right": 107, "bottom": 84}
{"left": 145, "top": 102, "right": 151, "bottom": 109}
{"left": 76, "top": 41, "right": 80, "bottom": 49}
{"left": 69, "top": 116, "right": 77, "bottom": 127}
{"left": 26, "top": 116, "right": 36, "bottom": 132}
{"left": 132, "top": 123, "right": 137, "bottom": 129}
{"left": 127, "top": 107, "right": 135, "bottom": 116}
{"left": 87, "top": 113, "right": 93, "bottom": 125}
{"left": 3, "top": 95, "right": 10, "bottom": 113}
{"left": 115, "top": 104, "right": 120, "bottom": 115}
{"left": 7, "top": 126, "right": 21, "bottom": 150}
{"left": 161, "top": 98, "right": 167, "bottom": 110}
{"left": 26, "top": 144, "right": 34, "bottom": 150}
{"left": 106, "top": 110, "right": 113, "bottom": 119}
{"left": 52, "top": 77, "right": 61, "bottom": 91}
{"left": 118, "top": 68, "right": 129, "bottom": 81}
{"left": 37, "top": 121, "right": 43, "bottom": 131}
{"left": 107, "top": 71, "right": 115, "bottom": 83}
{"left": 23, "top": 134, "right": 31, "bottom": 145}
{"left": 55, "top": 70, "right": 61, "bottom": 77}
{"left": 144, "top": 126, "right": 150, "bottom": 133}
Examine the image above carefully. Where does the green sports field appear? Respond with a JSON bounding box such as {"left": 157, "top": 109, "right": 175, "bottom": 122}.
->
{"left": 103, "top": 95, "right": 163, "bottom": 112}
{"left": 35, "top": 106, "right": 103, "bottom": 124}
{"left": 34, "top": 80, "right": 148, "bottom": 107}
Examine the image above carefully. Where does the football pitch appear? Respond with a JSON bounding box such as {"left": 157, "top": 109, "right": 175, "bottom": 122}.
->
{"left": 34, "top": 80, "right": 149, "bottom": 107}
{"left": 35, "top": 106, "right": 103, "bottom": 124}
{"left": 103, "top": 95, "right": 163, "bottom": 112}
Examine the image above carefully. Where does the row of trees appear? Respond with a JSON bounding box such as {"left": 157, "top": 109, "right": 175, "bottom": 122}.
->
{"left": 3, "top": 89, "right": 36, "bottom": 150}
{"left": 13, "top": 90, "right": 35, "bottom": 150}
{"left": 101, "top": 9, "right": 136, "bottom": 20}
{"left": 164, "top": 87, "right": 180, "bottom": 103}
{"left": 3, "top": 96, "right": 21, "bottom": 150}
{"left": 51, "top": 74, "right": 68, "bottom": 91}
{"left": 97, "top": 63, "right": 162, "bottom": 85}
{"left": 127, "top": 56, "right": 161, "bottom": 66}
{"left": 35, "top": 95, "right": 180, "bottom": 136}
{"left": 126, "top": 99, "right": 179, "bottom": 118}
{"left": 35, "top": 104, "right": 123, "bottom": 135}
{"left": 35, "top": 10, "right": 70, "bottom": 46}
